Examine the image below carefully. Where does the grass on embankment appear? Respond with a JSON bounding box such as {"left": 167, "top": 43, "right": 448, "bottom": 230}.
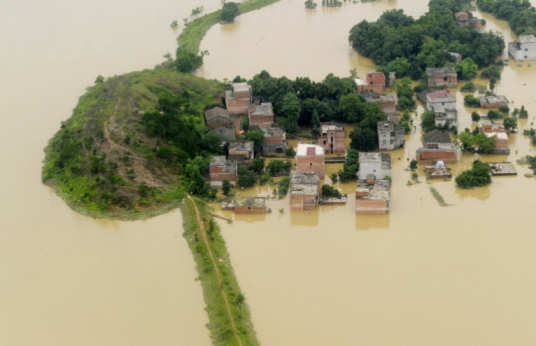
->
{"left": 429, "top": 187, "right": 449, "bottom": 207}
{"left": 178, "top": 0, "right": 282, "bottom": 54}
{"left": 181, "top": 198, "right": 259, "bottom": 346}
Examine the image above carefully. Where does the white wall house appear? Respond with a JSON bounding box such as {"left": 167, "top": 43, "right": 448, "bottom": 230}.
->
{"left": 508, "top": 35, "right": 536, "bottom": 61}
{"left": 357, "top": 153, "right": 392, "bottom": 180}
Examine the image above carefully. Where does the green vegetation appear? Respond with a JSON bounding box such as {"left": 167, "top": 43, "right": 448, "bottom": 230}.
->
{"left": 464, "top": 95, "right": 481, "bottom": 107}
{"left": 42, "top": 70, "right": 225, "bottom": 219}
{"left": 170, "top": 20, "right": 178, "bottom": 28}
{"left": 338, "top": 149, "right": 359, "bottom": 181}
{"left": 503, "top": 116, "right": 517, "bottom": 130}
{"left": 246, "top": 129, "right": 265, "bottom": 154}
{"left": 410, "top": 159, "right": 418, "bottom": 170}
{"left": 349, "top": 1, "right": 505, "bottom": 80}
{"left": 181, "top": 198, "right": 259, "bottom": 345}
{"left": 430, "top": 187, "right": 449, "bottom": 206}
{"left": 285, "top": 146, "right": 296, "bottom": 157}
{"left": 221, "top": 2, "right": 240, "bottom": 23}
{"left": 222, "top": 179, "right": 232, "bottom": 196}
{"left": 523, "top": 128, "right": 536, "bottom": 145}
{"left": 267, "top": 160, "right": 290, "bottom": 176}
{"left": 322, "top": 0, "right": 342, "bottom": 6}
{"left": 250, "top": 157, "right": 265, "bottom": 174}
{"left": 477, "top": 0, "right": 536, "bottom": 36}
{"left": 455, "top": 160, "right": 492, "bottom": 189}
{"left": 460, "top": 82, "right": 476, "bottom": 92}
{"left": 524, "top": 155, "right": 536, "bottom": 172}
{"left": 321, "top": 184, "right": 342, "bottom": 198}
{"left": 456, "top": 131, "right": 496, "bottom": 153}
{"left": 278, "top": 176, "right": 290, "bottom": 195}
{"left": 471, "top": 111, "right": 481, "bottom": 122}
{"left": 238, "top": 166, "right": 257, "bottom": 188}
{"left": 395, "top": 77, "right": 416, "bottom": 111}
{"left": 421, "top": 111, "right": 436, "bottom": 132}
{"left": 349, "top": 103, "right": 388, "bottom": 151}
{"left": 305, "top": 0, "right": 318, "bottom": 9}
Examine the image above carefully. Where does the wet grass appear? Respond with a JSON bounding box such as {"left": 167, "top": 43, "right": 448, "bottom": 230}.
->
{"left": 429, "top": 187, "right": 449, "bottom": 207}
{"left": 178, "top": 0, "right": 281, "bottom": 54}
{"left": 181, "top": 198, "right": 259, "bottom": 346}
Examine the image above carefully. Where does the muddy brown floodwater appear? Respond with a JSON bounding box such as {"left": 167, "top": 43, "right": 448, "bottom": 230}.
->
{"left": 201, "top": 1, "right": 536, "bottom": 345}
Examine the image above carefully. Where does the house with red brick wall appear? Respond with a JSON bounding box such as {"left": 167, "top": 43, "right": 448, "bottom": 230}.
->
{"left": 225, "top": 82, "right": 252, "bottom": 115}
{"left": 317, "top": 122, "right": 345, "bottom": 154}
{"left": 355, "top": 71, "right": 386, "bottom": 93}
{"left": 228, "top": 140, "right": 254, "bottom": 164}
{"left": 262, "top": 125, "right": 287, "bottom": 153}
{"left": 248, "top": 102, "right": 274, "bottom": 128}
{"left": 455, "top": 11, "right": 469, "bottom": 21}
{"left": 426, "top": 67, "right": 457, "bottom": 88}
{"left": 416, "top": 129, "right": 459, "bottom": 165}
{"left": 455, "top": 12, "right": 482, "bottom": 29}
{"left": 481, "top": 121, "right": 510, "bottom": 154}
{"left": 289, "top": 173, "right": 320, "bottom": 211}
{"left": 205, "top": 107, "right": 232, "bottom": 127}
{"left": 355, "top": 179, "right": 390, "bottom": 214}
{"left": 361, "top": 91, "right": 396, "bottom": 116}
{"left": 209, "top": 156, "right": 237, "bottom": 187}
{"left": 296, "top": 144, "right": 325, "bottom": 179}
{"left": 234, "top": 197, "right": 266, "bottom": 214}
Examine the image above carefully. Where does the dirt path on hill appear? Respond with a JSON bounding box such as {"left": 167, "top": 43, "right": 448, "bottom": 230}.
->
{"left": 188, "top": 196, "right": 243, "bottom": 346}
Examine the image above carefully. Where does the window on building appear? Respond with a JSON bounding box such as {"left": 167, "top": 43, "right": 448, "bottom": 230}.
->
{"left": 382, "top": 140, "right": 387, "bottom": 145}
{"left": 310, "top": 163, "right": 313, "bottom": 167}
{"left": 525, "top": 49, "right": 528, "bottom": 51}
{"left": 443, "top": 77, "right": 448, "bottom": 81}
{"left": 382, "top": 133, "right": 387, "bottom": 137}
{"left": 323, "top": 140, "right": 326, "bottom": 145}
{"left": 525, "top": 56, "right": 528, "bottom": 59}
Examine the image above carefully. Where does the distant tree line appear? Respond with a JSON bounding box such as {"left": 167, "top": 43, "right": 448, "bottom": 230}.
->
{"left": 477, "top": 0, "right": 536, "bottom": 36}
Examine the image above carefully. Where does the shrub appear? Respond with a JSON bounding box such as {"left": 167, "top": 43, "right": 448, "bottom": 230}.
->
{"left": 278, "top": 177, "right": 290, "bottom": 195}
{"left": 321, "top": 184, "right": 342, "bottom": 198}
{"left": 464, "top": 95, "right": 481, "bottom": 107}
{"left": 237, "top": 170, "right": 256, "bottom": 189}
{"left": 471, "top": 112, "right": 480, "bottom": 122}
{"left": 455, "top": 160, "right": 492, "bottom": 189}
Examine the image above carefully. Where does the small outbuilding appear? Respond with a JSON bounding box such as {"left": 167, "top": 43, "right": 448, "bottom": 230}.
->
{"left": 479, "top": 95, "right": 509, "bottom": 109}
{"left": 205, "top": 107, "right": 232, "bottom": 127}
{"left": 234, "top": 197, "right": 266, "bottom": 214}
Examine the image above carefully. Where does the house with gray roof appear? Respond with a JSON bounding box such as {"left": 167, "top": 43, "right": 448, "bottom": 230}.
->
{"left": 205, "top": 107, "right": 231, "bottom": 127}
{"left": 208, "top": 127, "right": 236, "bottom": 144}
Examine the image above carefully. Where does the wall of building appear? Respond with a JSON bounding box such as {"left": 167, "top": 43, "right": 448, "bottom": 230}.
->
{"left": 318, "top": 130, "right": 345, "bottom": 154}
{"left": 355, "top": 200, "right": 389, "bottom": 214}
{"left": 227, "top": 98, "right": 251, "bottom": 115}
{"left": 427, "top": 75, "right": 457, "bottom": 88}
{"left": 249, "top": 114, "right": 274, "bottom": 128}
{"left": 296, "top": 156, "right": 325, "bottom": 179}
{"left": 427, "top": 99, "right": 457, "bottom": 112}
{"left": 235, "top": 206, "right": 265, "bottom": 214}
{"left": 416, "top": 149, "right": 458, "bottom": 165}
{"left": 381, "top": 101, "right": 396, "bottom": 115}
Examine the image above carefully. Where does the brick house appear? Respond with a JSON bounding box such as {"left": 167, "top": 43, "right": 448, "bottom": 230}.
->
{"left": 355, "top": 179, "right": 390, "bottom": 214}
{"left": 234, "top": 197, "right": 266, "bottom": 214}
{"left": 426, "top": 90, "right": 456, "bottom": 111}
{"left": 317, "top": 122, "right": 345, "bottom": 154}
{"left": 377, "top": 121, "right": 405, "bottom": 151}
{"left": 479, "top": 95, "right": 509, "bottom": 109}
{"left": 296, "top": 144, "right": 325, "bottom": 179}
{"left": 508, "top": 35, "right": 536, "bottom": 61}
{"left": 355, "top": 71, "right": 386, "bottom": 93}
{"left": 455, "top": 11, "right": 482, "bottom": 29}
{"left": 262, "top": 125, "right": 287, "bottom": 153}
{"left": 416, "top": 129, "right": 459, "bottom": 165}
{"left": 454, "top": 11, "right": 469, "bottom": 22}
{"left": 289, "top": 173, "right": 320, "bottom": 211}
{"left": 205, "top": 107, "right": 232, "bottom": 127}
{"left": 482, "top": 121, "right": 510, "bottom": 154}
{"left": 225, "top": 82, "right": 252, "bottom": 115}
{"left": 209, "top": 156, "right": 237, "bottom": 187}
{"left": 228, "top": 140, "right": 254, "bottom": 164}
{"left": 248, "top": 102, "right": 274, "bottom": 128}
{"left": 426, "top": 67, "right": 457, "bottom": 88}
{"left": 357, "top": 152, "right": 392, "bottom": 181}
{"left": 361, "top": 91, "right": 396, "bottom": 116}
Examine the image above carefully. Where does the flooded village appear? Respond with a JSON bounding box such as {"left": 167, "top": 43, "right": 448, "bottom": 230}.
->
{"left": 5, "top": 0, "right": 536, "bottom": 345}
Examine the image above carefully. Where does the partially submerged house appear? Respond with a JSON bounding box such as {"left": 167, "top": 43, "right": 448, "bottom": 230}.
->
{"left": 424, "top": 160, "right": 452, "bottom": 180}
{"left": 289, "top": 173, "right": 321, "bottom": 211}
{"left": 225, "top": 82, "right": 252, "bottom": 115}
{"left": 425, "top": 90, "right": 456, "bottom": 112}
{"left": 426, "top": 67, "right": 457, "bottom": 88}
{"left": 357, "top": 152, "right": 392, "bottom": 181}
{"left": 481, "top": 121, "right": 510, "bottom": 154}
{"left": 434, "top": 108, "right": 458, "bottom": 129}
{"left": 209, "top": 156, "right": 237, "bottom": 187}
{"left": 317, "top": 122, "right": 346, "bottom": 154}
{"left": 234, "top": 197, "right": 266, "bottom": 214}
{"left": 377, "top": 121, "right": 405, "bottom": 151}
{"left": 296, "top": 144, "right": 325, "bottom": 179}
{"left": 416, "top": 129, "right": 459, "bottom": 165}
{"left": 361, "top": 90, "right": 396, "bottom": 116}
{"left": 355, "top": 179, "right": 390, "bottom": 214}
{"left": 355, "top": 71, "right": 386, "bottom": 93}
{"left": 208, "top": 127, "right": 236, "bottom": 145}
{"left": 455, "top": 11, "right": 482, "bottom": 29}
{"left": 248, "top": 102, "right": 274, "bottom": 129}
{"left": 508, "top": 35, "right": 536, "bottom": 61}
{"left": 205, "top": 107, "right": 232, "bottom": 127}
{"left": 262, "top": 125, "right": 287, "bottom": 153}
{"left": 228, "top": 140, "right": 254, "bottom": 164}
{"left": 479, "top": 95, "right": 509, "bottom": 109}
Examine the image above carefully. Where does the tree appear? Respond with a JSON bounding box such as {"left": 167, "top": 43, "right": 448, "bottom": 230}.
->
{"left": 456, "top": 58, "right": 478, "bottom": 80}
{"left": 95, "top": 75, "right": 105, "bottom": 84}
{"left": 520, "top": 105, "right": 529, "bottom": 118}
{"left": 503, "top": 117, "right": 517, "bottom": 130}
{"left": 460, "top": 82, "right": 476, "bottom": 92}
{"left": 472, "top": 133, "right": 496, "bottom": 154}
{"left": 338, "top": 149, "right": 359, "bottom": 182}
{"left": 464, "top": 95, "right": 481, "bottom": 107}
{"left": 340, "top": 93, "right": 366, "bottom": 122}
{"left": 349, "top": 126, "right": 377, "bottom": 152}
{"left": 321, "top": 184, "right": 342, "bottom": 198}
{"left": 241, "top": 117, "right": 249, "bottom": 133}
{"left": 202, "top": 133, "right": 223, "bottom": 154}
{"left": 170, "top": 20, "right": 178, "bottom": 28}
{"left": 222, "top": 179, "right": 232, "bottom": 196}
{"left": 246, "top": 129, "right": 264, "bottom": 154}
{"left": 175, "top": 48, "right": 203, "bottom": 73}
{"left": 386, "top": 57, "right": 411, "bottom": 78}
{"left": 281, "top": 92, "right": 300, "bottom": 134}
{"left": 221, "top": 2, "right": 239, "bottom": 22}
{"left": 237, "top": 169, "right": 256, "bottom": 188}
{"left": 489, "top": 77, "right": 497, "bottom": 91}
{"left": 285, "top": 147, "right": 296, "bottom": 157}
{"left": 304, "top": 0, "right": 317, "bottom": 9}
{"left": 410, "top": 159, "right": 418, "bottom": 170}
{"left": 487, "top": 110, "right": 502, "bottom": 120}
{"left": 421, "top": 111, "right": 436, "bottom": 132}
{"left": 234, "top": 293, "right": 245, "bottom": 317}
{"left": 471, "top": 112, "right": 481, "bottom": 122}
{"left": 250, "top": 157, "right": 265, "bottom": 174}
{"left": 499, "top": 105, "right": 510, "bottom": 114}
{"left": 455, "top": 160, "right": 492, "bottom": 189}
{"left": 267, "top": 160, "right": 289, "bottom": 176}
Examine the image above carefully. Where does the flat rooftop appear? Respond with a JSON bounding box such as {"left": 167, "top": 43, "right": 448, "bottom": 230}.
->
{"left": 232, "top": 82, "right": 251, "bottom": 93}
{"left": 519, "top": 35, "right": 536, "bottom": 43}
{"left": 250, "top": 102, "right": 273, "bottom": 116}
{"left": 290, "top": 172, "right": 320, "bottom": 185}
{"left": 354, "top": 78, "right": 367, "bottom": 86}
{"left": 378, "top": 121, "right": 394, "bottom": 132}
{"left": 489, "top": 162, "right": 517, "bottom": 176}
{"left": 235, "top": 197, "right": 265, "bottom": 208}
{"left": 356, "top": 180, "right": 390, "bottom": 201}
{"left": 297, "top": 144, "right": 324, "bottom": 157}
{"left": 229, "top": 140, "right": 254, "bottom": 152}
{"left": 359, "top": 152, "right": 392, "bottom": 169}
{"left": 210, "top": 156, "right": 226, "bottom": 166}
{"left": 263, "top": 126, "right": 285, "bottom": 137}
{"left": 426, "top": 67, "right": 457, "bottom": 76}
{"left": 290, "top": 183, "right": 319, "bottom": 196}
{"left": 479, "top": 95, "right": 509, "bottom": 104}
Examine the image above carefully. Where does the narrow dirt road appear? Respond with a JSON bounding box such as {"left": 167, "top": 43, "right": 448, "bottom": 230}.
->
{"left": 188, "top": 196, "right": 243, "bottom": 346}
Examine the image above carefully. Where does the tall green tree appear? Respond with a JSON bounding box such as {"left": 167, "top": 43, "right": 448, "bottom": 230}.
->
{"left": 246, "top": 129, "right": 265, "bottom": 154}
{"left": 281, "top": 92, "right": 300, "bottom": 134}
{"left": 340, "top": 93, "right": 366, "bottom": 122}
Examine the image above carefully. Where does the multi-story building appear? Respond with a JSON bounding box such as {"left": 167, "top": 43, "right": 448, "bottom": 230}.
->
{"left": 296, "top": 144, "right": 325, "bottom": 179}
{"left": 228, "top": 140, "right": 254, "bottom": 164}
{"left": 262, "top": 125, "right": 287, "bottom": 153}
{"left": 355, "top": 71, "right": 386, "bottom": 93}
{"left": 426, "top": 67, "right": 457, "bottom": 88}
{"left": 357, "top": 152, "right": 392, "bottom": 181}
{"left": 377, "top": 121, "right": 405, "bottom": 151}
{"left": 289, "top": 173, "right": 320, "bottom": 211}
{"left": 317, "top": 122, "right": 345, "bottom": 154}
{"left": 425, "top": 90, "right": 456, "bottom": 112}
{"left": 416, "top": 129, "right": 459, "bottom": 165}
{"left": 355, "top": 179, "right": 390, "bottom": 214}
{"left": 209, "top": 156, "right": 237, "bottom": 187}
{"left": 508, "top": 35, "right": 536, "bottom": 61}
{"left": 225, "top": 82, "right": 252, "bottom": 115}
{"left": 434, "top": 108, "right": 458, "bottom": 129}
{"left": 248, "top": 102, "right": 274, "bottom": 128}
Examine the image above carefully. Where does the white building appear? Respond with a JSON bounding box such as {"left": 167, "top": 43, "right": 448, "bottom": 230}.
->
{"left": 425, "top": 90, "right": 456, "bottom": 112}
{"left": 434, "top": 109, "right": 458, "bottom": 129}
{"left": 508, "top": 35, "right": 536, "bottom": 61}
{"left": 357, "top": 152, "right": 392, "bottom": 181}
